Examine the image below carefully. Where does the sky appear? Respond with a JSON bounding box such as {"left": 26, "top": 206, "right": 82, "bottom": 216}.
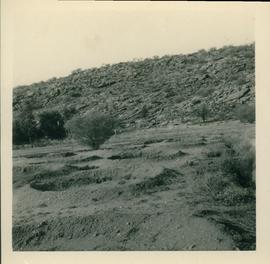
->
{"left": 10, "top": 1, "right": 255, "bottom": 87}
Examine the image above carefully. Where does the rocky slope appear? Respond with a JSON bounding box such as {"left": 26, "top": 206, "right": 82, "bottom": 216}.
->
{"left": 13, "top": 44, "right": 255, "bottom": 127}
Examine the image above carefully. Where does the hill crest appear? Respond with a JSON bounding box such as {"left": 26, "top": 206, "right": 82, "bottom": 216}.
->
{"left": 13, "top": 43, "right": 255, "bottom": 127}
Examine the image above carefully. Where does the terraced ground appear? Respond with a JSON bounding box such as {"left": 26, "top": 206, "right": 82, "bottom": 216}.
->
{"left": 13, "top": 120, "right": 255, "bottom": 251}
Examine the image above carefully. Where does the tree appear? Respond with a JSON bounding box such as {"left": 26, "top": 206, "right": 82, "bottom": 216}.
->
{"left": 196, "top": 102, "right": 209, "bottom": 122}
{"left": 66, "top": 112, "right": 119, "bottom": 149}
{"left": 141, "top": 105, "right": 148, "bottom": 118}
{"left": 39, "top": 110, "right": 66, "bottom": 140}
{"left": 13, "top": 103, "right": 39, "bottom": 145}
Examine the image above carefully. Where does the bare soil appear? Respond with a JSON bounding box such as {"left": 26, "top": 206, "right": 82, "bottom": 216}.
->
{"left": 13, "top": 121, "right": 255, "bottom": 251}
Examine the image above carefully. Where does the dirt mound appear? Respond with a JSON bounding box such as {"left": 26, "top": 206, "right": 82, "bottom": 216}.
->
{"left": 80, "top": 155, "right": 103, "bottom": 162}
{"left": 13, "top": 165, "right": 73, "bottom": 189}
{"left": 166, "top": 150, "right": 187, "bottom": 159}
{"left": 143, "top": 139, "right": 164, "bottom": 145}
{"left": 130, "top": 168, "right": 183, "bottom": 195}
{"left": 108, "top": 151, "right": 142, "bottom": 160}
{"left": 30, "top": 170, "right": 111, "bottom": 191}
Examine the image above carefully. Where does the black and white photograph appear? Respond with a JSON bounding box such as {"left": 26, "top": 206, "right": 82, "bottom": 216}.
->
{"left": 10, "top": 1, "right": 256, "bottom": 252}
{"left": 4, "top": 1, "right": 270, "bottom": 259}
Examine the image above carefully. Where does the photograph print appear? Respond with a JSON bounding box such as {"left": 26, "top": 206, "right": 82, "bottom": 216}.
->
{"left": 12, "top": 2, "right": 255, "bottom": 251}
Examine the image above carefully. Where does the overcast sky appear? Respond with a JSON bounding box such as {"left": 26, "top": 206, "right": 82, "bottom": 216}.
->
{"left": 10, "top": 1, "right": 254, "bottom": 87}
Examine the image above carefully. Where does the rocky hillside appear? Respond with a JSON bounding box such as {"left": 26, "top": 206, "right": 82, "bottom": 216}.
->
{"left": 13, "top": 44, "right": 255, "bottom": 127}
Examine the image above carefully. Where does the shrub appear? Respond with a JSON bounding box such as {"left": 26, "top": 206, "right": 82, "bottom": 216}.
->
{"left": 196, "top": 102, "right": 209, "bottom": 122}
{"left": 222, "top": 135, "right": 255, "bottom": 187}
{"left": 66, "top": 112, "right": 119, "bottom": 149}
{"left": 235, "top": 104, "right": 255, "bottom": 123}
{"left": 204, "top": 174, "right": 253, "bottom": 205}
{"left": 39, "top": 110, "right": 66, "bottom": 140}
{"left": 141, "top": 105, "right": 148, "bottom": 118}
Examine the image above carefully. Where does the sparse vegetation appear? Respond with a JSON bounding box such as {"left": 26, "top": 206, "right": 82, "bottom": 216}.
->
{"left": 13, "top": 44, "right": 255, "bottom": 126}
{"left": 202, "top": 135, "right": 255, "bottom": 199}
{"left": 195, "top": 133, "right": 255, "bottom": 250}
{"left": 221, "top": 135, "right": 255, "bottom": 187}
{"left": 13, "top": 120, "right": 255, "bottom": 250}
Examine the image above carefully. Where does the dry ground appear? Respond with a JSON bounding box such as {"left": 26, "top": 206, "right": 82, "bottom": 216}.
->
{"left": 12, "top": 120, "right": 255, "bottom": 251}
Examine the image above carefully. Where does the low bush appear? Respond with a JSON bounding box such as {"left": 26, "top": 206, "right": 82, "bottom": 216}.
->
{"left": 66, "top": 111, "right": 120, "bottom": 149}
{"left": 198, "top": 134, "right": 255, "bottom": 206}
{"left": 235, "top": 104, "right": 255, "bottom": 123}
{"left": 203, "top": 172, "right": 254, "bottom": 205}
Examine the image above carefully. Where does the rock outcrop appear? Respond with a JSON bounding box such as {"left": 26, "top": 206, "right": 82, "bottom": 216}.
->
{"left": 13, "top": 44, "right": 255, "bottom": 127}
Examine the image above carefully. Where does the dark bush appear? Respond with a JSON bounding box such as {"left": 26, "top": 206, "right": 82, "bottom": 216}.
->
{"left": 13, "top": 117, "right": 28, "bottom": 145}
{"left": 39, "top": 110, "right": 66, "bottom": 140}
{"left": 66, "top": 111, "right": 119, "bottom": 149}
{"left": 13, "top": 108, "right": 41, "bottom": 145}
{"left": 141, "top": 105, "right": 148, "bottom": 118}
{"left": 235, "top": 104, "right": 255, "bottom": 123}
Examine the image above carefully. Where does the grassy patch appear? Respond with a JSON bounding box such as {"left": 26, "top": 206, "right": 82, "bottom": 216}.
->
{"left": 194, "top": 134, "right": 255, "bottom": 250}
{"left": 221, "top": 135, "right": 255, "bottom": 187}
